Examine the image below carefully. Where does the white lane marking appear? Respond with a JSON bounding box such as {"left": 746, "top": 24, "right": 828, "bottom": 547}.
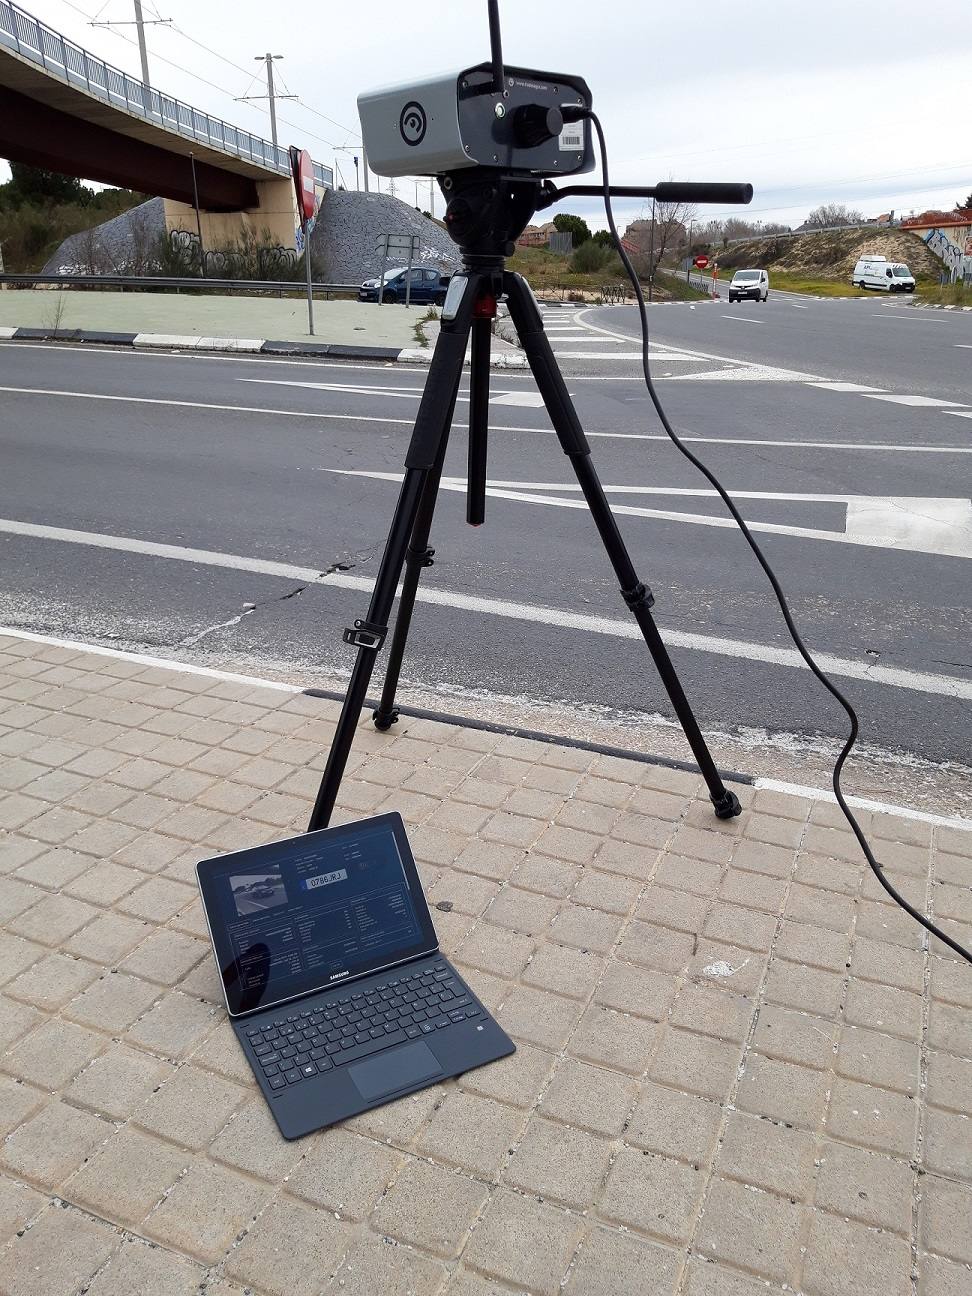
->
{"left": 0, "top": 625, "right": 301, "bottom": 692}
{"left": 548, "top": 336, "right": 630, "bottom": 343}
{"left": 721, "top": 315, "right": 765, "bottom": 325}
{"left": 573, "top": 308, "right": 817, "bottom": 373}
{"left": 1, "top": 383, "right": 969, "bottom": 452}
{"left": 754, "top": 778, "right": 972, "bottom": 833}
{"left": 664, "top": 364, "right": 820, "bottom": 382}
{"left": 2, "top": 518, "right": 970, "bottom": 702}
{"left": 331, "top": 471, "right": 972, "bottom": 560}
{"left": 544, "top": 351, "right": 646, "bottom": 359}
{"left": 791, "top": 304, "right": 809, "bottom": 310}
{"left": 0, "top": 384, "right": 417, "bottom": 426}
{"left": 870, "top": 313, "right": 945, "bottom": 322}
{"left": 956, "top": 344, "right": 972, "bottom": 349}
{"left": 490, "top": 392, "right": 546, "bottom": 408}
{"left": 810, "top": 382, "right": 886, "bottom": 394}
{"left": 464, "top": 480, "right": 965, "bottom": 506}
{"left": 945, "top": 411, "right": 972, "bottom": 420}
{"left": 0, "top": 327, "right": 18, "bottom": 339}
{"left": 237, "top": 378, "right": 551, "bottom": 410}
{"left": 863, "top": 394, "right": 967, "bottom": 408}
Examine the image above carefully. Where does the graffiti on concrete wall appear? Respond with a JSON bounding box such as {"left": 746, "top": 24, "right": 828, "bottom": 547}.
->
{"left": 923, "top": 227, "right": 972, "bottom": 281}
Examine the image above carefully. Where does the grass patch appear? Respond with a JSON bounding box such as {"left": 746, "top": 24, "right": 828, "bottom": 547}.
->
{"left": 508, "top": 244, "right": 631, "bottom": 299}
{"left": 411, "top": 304, "right": 441, "bottom": 348}
{"left": 750, "top": 272, "right": 870, "bottom": 297}
{"left": 917, "top": 281, "right": 971, "bottom": 306}
{"left": 657, "top": 271, "right": 711, "bottom": 302}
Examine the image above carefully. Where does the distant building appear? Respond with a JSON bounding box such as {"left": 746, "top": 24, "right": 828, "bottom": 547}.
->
{"left": 516, "top": 221, "right": 559, "bottom": 248}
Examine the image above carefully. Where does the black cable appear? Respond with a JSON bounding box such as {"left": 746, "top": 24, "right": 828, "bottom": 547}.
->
{"left": 582, "top": 109, "right": 972, "bottom": 967}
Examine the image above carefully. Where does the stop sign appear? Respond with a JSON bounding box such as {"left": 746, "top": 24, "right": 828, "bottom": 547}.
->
{"left": 694, "top": 254, "right": 710, "bottom": 269}
{"left": 290, "top": 147, "right": 316, "bottom": 223}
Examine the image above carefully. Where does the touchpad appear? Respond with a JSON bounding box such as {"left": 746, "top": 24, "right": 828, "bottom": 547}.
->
{"left": 349, "top": 1042, "right": 443, "bottom": 1103}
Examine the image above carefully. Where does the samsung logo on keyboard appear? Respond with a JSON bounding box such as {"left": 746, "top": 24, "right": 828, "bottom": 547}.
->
{"left": 328, "top": 970, "right": 349, "bottom": 981}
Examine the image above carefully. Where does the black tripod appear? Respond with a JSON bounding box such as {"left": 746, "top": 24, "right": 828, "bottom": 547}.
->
{"left": 309, "top": 172, "right": 742, "bottom": 831}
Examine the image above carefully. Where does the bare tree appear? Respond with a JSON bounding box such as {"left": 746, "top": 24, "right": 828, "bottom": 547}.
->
{"left": 804, "top": 203, "right": 864, "bottom": 229}
{"left": 623, "top": 201, "right": 697, "bottom": 271}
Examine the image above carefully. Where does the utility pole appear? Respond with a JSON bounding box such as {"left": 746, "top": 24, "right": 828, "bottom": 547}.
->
{"left": 647, "top": 196, "right": 656, "bottom": 302}
{"left": 133, "top": 1, "right": 150, "bottom": 85}
{"left": 91, "top": 3, "right": 170, "bottom": 107}
{"left": 235, "top": 54, "right": 296, "bottom": 151}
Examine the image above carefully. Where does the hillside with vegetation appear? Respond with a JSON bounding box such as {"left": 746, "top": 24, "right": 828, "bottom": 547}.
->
{"left": 0, "top": 164, "right": 147, "bottom": 272}
{"left": 715, "top": 226, "right": 941, "bottom": 285}
{"left": 510, "top": 213, "right": 707, "bottom": 301}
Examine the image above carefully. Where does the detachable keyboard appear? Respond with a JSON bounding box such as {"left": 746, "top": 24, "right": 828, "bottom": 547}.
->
{"left": 242, "top": 958, "right": 483, "bottom": 1092}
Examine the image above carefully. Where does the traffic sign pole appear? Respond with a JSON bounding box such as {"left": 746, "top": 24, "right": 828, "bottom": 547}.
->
{"left": 304, "top": 215, "right": 315, "bottom": 336}
{"left": 290, "top": 147, "right": 317, "bottom": 336}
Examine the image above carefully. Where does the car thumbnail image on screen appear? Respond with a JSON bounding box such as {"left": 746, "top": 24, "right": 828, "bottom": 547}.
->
{"left": 230, "top": 865, "right": 287, "bottom": 917}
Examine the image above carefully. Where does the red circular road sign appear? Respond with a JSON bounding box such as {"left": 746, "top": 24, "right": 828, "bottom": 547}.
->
{"left": 693, "top": 254, "right": 710, "bottom": 269}
{"left": 295, "top": 148, "right": 316, "bottom": 222}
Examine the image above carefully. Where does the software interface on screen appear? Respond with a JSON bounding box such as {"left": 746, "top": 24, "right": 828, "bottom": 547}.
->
{"left": 204, "top": 821, "right": 429, "bottom": 1010}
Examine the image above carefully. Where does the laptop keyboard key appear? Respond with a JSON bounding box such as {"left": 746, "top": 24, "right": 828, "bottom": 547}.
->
{"left": 405, "top": 1025, "right": 422, "bottom": 1038}
{"left": 333, "top": 1029, "right": 407, "bottom": 1067}
{"left": 301, "top": 1063, "right": 317, "bottom": 1078}
{"left": 268, "top": 1075, "right": 286, "bottom": 1090}
{"left": 284, "top": 1068, "right": 301, "bottom": 1084}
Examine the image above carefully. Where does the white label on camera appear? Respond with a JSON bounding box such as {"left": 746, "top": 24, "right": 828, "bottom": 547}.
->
{"left": 442, "top": 275, "right": 468, "bottom": 321}
{"left": 558, "top": 125, "right": 583, "bottom": 151}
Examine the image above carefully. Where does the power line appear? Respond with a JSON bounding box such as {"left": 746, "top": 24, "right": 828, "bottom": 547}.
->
{"left": 51, "top": 0, "right": 347, "bottom": 154}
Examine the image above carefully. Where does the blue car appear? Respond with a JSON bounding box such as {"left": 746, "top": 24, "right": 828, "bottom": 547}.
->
{"left": 359, "top": 265, "right": 450, "bottom": 304}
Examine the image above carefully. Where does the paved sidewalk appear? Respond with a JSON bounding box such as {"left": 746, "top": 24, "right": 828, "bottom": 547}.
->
{"left": 0, "top": 631, "right": 969, "bottom": 1296}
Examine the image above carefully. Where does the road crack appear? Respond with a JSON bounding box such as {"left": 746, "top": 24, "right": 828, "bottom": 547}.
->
{"left": 179, "top": 552, "right": 358, "bottom": 648}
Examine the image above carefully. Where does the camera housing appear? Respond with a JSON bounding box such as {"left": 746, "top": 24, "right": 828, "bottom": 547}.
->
{"left": 358, "top": 63, "right": 594, "bottom": 179}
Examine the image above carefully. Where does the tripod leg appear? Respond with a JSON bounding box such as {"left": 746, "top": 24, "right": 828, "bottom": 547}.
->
{"left": 467, "top": 317, "right": 491, "bottom": 526}
{"left": 504, "top": 272, "right": 740, "bottom": 818}
{"left": 372, "top": 379, "right": 460, "bottom": 731}
{"left": 308, "top": 307, "right": 473, "bottom": 832}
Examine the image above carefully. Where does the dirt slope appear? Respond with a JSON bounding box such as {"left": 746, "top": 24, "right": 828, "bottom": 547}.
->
{"left": 717, "top": 227, "right": 939, "bottom": 279}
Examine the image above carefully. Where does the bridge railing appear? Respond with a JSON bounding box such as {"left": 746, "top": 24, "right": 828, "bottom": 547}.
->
{"left": 0, "top": 0, "right": 333, "bottom": 187}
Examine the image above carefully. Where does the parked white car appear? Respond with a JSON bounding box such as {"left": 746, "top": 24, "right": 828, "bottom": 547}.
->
{"left": 852, "top": 256, "right": 915, "bottom": 292}
{"left": 728, "top": 268, "right": 769, "bottom": 303}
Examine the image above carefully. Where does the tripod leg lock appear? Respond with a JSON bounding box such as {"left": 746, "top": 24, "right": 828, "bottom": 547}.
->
{"left": 343, "top": 619, "right": 387, "bottom": 651}
{"left": 407, "top": 545, "right": 436, "bottom": 569}
{"left": 621, "top": 581, "right": 655, "bottom": 611}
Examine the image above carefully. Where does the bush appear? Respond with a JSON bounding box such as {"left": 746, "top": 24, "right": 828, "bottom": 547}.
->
{"left": 569, "top": 240, "right": 611, "bottom": 273}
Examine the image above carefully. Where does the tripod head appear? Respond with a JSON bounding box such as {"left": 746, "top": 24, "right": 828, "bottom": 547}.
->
{"left": 358, "top": 1, "right": 752, "bottom": 261}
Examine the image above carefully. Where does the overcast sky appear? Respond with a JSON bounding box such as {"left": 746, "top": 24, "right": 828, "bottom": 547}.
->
{"left": 7, "top": 0, "right": 971, "bottom": 230}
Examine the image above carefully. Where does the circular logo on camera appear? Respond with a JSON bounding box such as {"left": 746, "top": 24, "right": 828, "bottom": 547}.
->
{"left": 399, "top": 101, "right": 427, "bottom": 147}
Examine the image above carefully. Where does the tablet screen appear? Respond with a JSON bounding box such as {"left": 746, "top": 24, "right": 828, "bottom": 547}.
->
{"left": 196, "top": 813, "right": 437, "bottom": 1016}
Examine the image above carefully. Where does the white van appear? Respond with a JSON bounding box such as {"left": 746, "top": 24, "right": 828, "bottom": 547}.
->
{"left": 728, "top": 268, "right": 769, "bottom": 302}
{"left": 852, "top": 256, "right": 915, "bottom": 292}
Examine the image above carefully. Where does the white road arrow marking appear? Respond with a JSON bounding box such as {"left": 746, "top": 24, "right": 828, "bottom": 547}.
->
{"left": 326, "top": 471, "right": 972, "bottom": 560}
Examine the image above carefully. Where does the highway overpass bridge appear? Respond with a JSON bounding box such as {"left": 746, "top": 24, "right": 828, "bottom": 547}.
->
{"left": 0, "top": 0, "right": 332, "bottom": 252}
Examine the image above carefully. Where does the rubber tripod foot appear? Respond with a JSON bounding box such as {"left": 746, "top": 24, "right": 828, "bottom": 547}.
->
{"left": 710, "top": 789, "right": 743, "bottom": 819}
{"left": 372, "top": 707, "right": 399, "bottom": 732}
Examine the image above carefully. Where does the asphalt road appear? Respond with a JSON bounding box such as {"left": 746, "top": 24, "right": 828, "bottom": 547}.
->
{"left": 1, "top": 294, "right": 970, "bottom": 813}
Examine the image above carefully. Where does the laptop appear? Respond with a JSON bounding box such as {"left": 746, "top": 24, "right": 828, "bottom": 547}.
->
{"left": 196, "top": 811, "right": 515, "bottom": 1139}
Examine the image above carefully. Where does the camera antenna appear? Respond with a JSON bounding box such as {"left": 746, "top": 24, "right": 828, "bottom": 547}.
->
{"left": 487, "top": 0, "right": 505, "bottom": 95}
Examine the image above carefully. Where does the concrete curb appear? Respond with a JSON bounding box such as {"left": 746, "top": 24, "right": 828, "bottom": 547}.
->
{"left": 0, "top": 326, "right": 533, "bottom": 367}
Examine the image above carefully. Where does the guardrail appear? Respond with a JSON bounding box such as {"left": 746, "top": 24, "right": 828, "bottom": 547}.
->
{"left": 0, "top": 273, "right": 359, "bottom": 299}
{"left": 0, "top": 0, "right": 333, "bottom": 188}
{"left": 722, "top": 221, "right": 889, "bottom": 246}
